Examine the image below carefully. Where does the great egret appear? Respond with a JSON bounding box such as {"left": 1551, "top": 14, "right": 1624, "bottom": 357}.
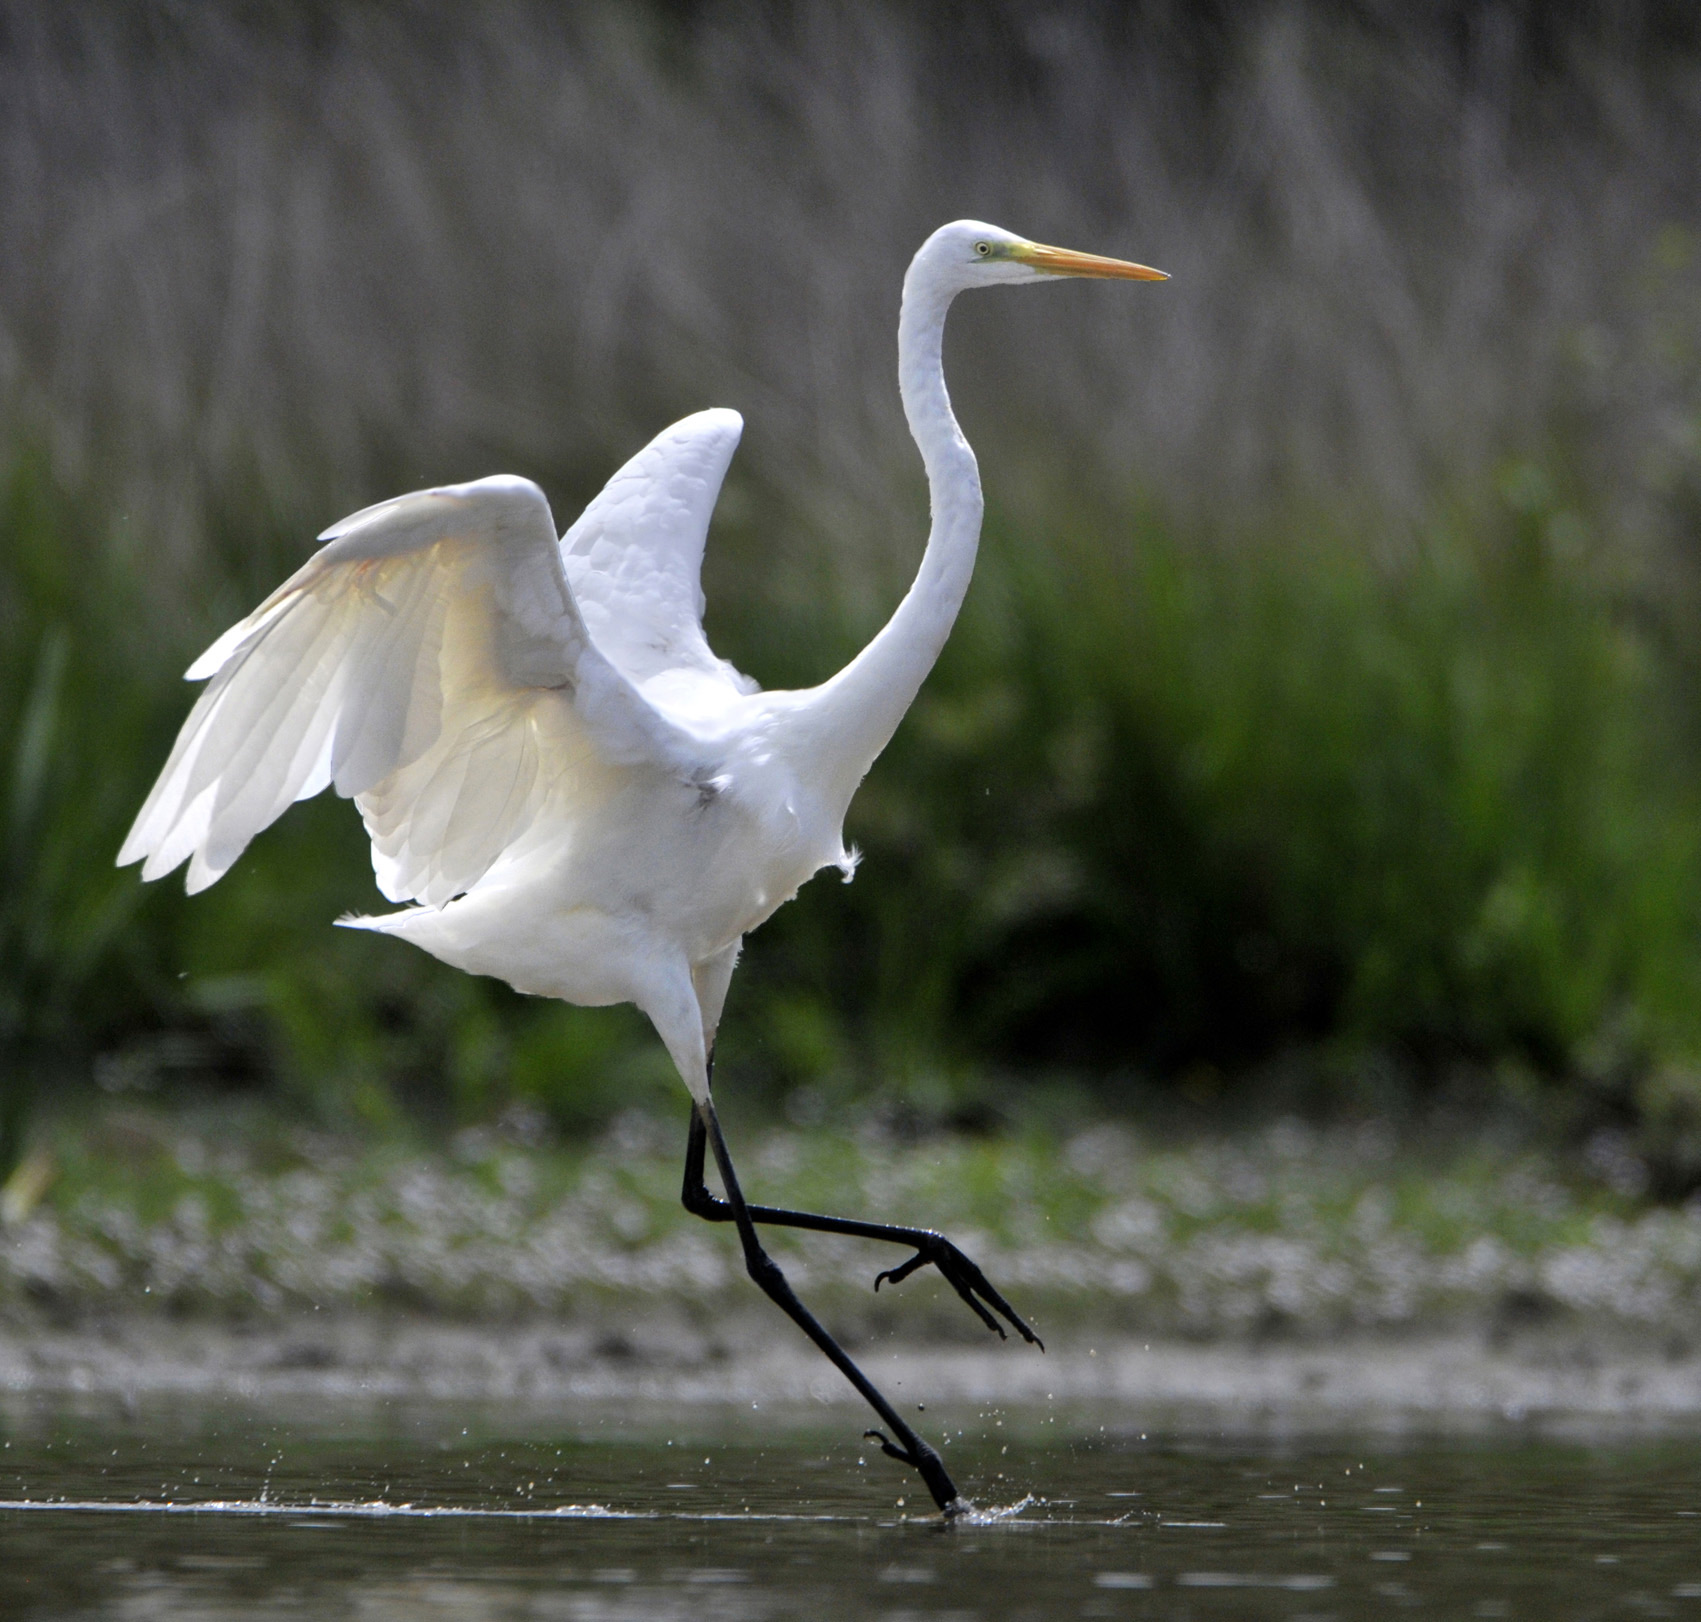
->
{"left": 120, "top": 219, "right": 1166, "bottom": 1515}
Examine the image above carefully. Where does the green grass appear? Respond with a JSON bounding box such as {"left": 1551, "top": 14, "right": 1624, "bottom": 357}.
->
{"left": 6, "top": 447, "right": 1701, "bottom": 1174}
{"left": 725, "top": 476, "right": 1701, "bottom": 1148}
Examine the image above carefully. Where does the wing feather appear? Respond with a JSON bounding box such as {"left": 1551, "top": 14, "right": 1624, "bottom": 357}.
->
{"left": 121, "top": 474, "right": 710, "bottom": 900}
{"left": 325, "top": 560, "right": 445, "bottom": 795}
{"left": 562, "top": 408, "right": 757, "bottom": 697}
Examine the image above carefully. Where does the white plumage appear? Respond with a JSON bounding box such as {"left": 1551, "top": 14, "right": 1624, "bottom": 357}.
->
{"left": 120, "top": 221, "right": 1166, "bottom": 1109}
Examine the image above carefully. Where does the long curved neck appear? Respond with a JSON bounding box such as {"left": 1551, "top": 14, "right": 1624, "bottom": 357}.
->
{"left": 794, "top": 261, "right": 982, "bottom": 813}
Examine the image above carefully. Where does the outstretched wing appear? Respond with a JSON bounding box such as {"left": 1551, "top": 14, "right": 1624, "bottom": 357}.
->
{"left": 119, "top": 475, "right": 710, "bottom": 902}
{"left": 561, "top": 408, "right": 758, "bottom": 701}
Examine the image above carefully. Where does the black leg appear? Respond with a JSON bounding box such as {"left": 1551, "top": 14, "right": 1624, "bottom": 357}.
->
{"left": 682, "top": 1106, "right": 1041, "bottom": 1349}
{"left": 688, "top": 1094, "right": 970, "bottom": 1516}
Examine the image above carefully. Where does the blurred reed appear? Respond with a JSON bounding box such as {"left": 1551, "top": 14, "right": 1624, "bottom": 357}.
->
{"left": 4, "top": 1, "right": 1701, "bottom": 1170}
{"left": 9, "top": 3, "right": 1701, "bottom": 582}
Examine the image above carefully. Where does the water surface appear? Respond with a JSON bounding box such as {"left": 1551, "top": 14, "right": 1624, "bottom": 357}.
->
{"left": 2, "top": 1392, "right": 1698, "bottom": 1617}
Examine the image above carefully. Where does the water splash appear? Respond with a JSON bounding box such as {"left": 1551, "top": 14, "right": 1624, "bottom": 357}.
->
{"left": 952, "top": 1493, "right": 1038, "bottom": 1525}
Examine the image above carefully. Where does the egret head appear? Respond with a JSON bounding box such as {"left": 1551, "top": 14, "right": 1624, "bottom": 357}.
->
{"left": 917, "top": 219, "right": 1168, "bottom": 294}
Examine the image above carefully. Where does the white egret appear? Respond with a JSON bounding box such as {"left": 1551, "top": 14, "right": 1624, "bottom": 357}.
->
{"left": 120, "top": 219, "right": 1166, "bottom": 1514}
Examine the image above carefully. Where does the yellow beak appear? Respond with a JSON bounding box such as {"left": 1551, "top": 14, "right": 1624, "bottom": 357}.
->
{"left": 1013, "top": 242, "right": 1169, "bottom": 281}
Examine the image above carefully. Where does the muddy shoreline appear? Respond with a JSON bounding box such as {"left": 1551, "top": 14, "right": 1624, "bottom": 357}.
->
{"left": 4, "top": 1313, "right": 1699, "bottom": 1429}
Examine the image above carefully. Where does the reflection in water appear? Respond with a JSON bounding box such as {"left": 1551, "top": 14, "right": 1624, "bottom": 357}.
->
{"left": 0, "top": 1394, "right": 1699, "bottom": 1617}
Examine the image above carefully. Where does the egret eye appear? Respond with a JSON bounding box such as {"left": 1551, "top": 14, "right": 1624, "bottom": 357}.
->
{"left": 974, "top": 241, "right": 993, "bottom": 257}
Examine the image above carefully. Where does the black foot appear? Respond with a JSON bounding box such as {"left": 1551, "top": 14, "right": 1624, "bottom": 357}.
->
{"left": 865, "top": 1430, "right": 971, "bottom": 1517}
{"left": 681, "top": 1104, "right": 1042, "bottom": 1353}
{"left": 875, "top": 1232, "right": 1044, "bottom": 1350}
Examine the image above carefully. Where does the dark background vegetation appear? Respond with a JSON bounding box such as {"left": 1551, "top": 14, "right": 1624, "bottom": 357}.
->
{"left": 6, "top": 0, "right": 1701, "bottom": 1178}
